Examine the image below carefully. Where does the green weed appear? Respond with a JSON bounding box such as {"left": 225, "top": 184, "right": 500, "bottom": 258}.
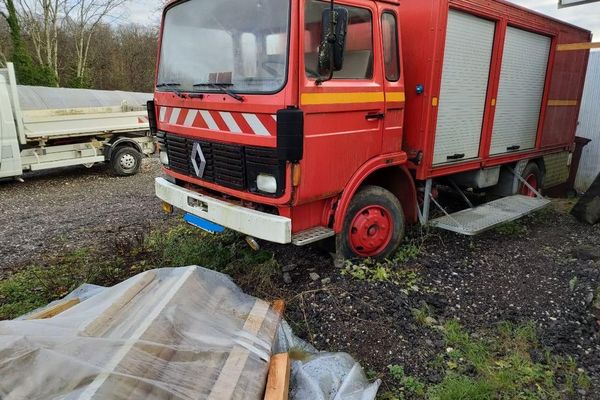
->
{"left": 341, "top": 258, "right": 421, "bottom": 293}
{"left": 386, "top": 364, "right": 426, "bottom": 398}
{"left": 394, "top": 243, "right": 422, "bottom": 263}
{"left": 494, "top": 221, "right": 528, "bottom": 237}
{"left": 411, "top": 303, "right": 436, "bottom": 326}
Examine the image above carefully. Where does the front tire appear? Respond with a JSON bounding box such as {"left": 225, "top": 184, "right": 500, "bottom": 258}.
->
{"left": 337, "top": 185, "right": 405, "bottom": 260}
{"left": 110, "top": 147, "right": 142, "bottom": 176}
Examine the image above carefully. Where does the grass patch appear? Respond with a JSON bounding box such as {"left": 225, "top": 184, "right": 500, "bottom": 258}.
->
{"left": 0, "top": 248, "right": 126, "bottom": 319}
{"left": 426, "top": 320, "right": 591, "bottom": 399}
{"left": 494, "top": 220, "right": 528, "bottom": 237}
{"left": 0, "top": 221, "right": 279, "bottom": 320}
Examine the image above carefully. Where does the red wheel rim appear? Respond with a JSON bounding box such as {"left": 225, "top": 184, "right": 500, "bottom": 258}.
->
{"left": 520, "top": 173, "right": 538, "bottom": 197}
{"left": 349, "top": 205, "right": 393, "bottom": 257}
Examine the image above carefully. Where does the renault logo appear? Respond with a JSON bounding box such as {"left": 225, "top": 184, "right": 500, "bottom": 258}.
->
{"left": 191, "top": 142, "right": 207, "bottom": 178}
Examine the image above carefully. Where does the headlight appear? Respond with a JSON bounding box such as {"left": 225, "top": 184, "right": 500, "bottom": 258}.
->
{"left": 159, "top": 151, "right": 169, "bottom": 166}
{"left": 257, "top": 173, "right": 277, "bottom": 194}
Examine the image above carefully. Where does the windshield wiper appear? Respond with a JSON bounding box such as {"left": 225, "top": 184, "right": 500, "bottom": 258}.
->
{"left": 193, "top": 83, "right": 244, "bottom": 102}
{"left": 156, "top": 82, "right": 187, "bottom": 98}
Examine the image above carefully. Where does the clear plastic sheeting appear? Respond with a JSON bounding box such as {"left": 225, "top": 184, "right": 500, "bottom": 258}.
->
{"left": 0, "top": 266, "right": 282, "bottom": 400}
{"left": 17, "top": 85, "right": 152, "bottom": 110}
{"left": 275, "top": 321, "right": 381, "bottom": 400}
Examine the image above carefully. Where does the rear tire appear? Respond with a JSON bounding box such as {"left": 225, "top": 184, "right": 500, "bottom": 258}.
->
{"left": 519, "top": 162, "right": 543, "bottom": 197}
{"left": 337, "top": 185, "right": 405, "bottom": 260}
{"left": 110, "top": 146, "right": 142, "bottom": 176}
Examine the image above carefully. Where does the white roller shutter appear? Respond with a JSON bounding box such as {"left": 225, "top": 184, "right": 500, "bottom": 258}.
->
{"left": 433, "top": 10, "right": 495, "bottom": 165}
{"left": 490, "top": 27, "right": 550, "bottom": 155}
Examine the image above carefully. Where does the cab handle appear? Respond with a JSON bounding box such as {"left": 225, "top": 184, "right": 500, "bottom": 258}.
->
{"left": 365, "top": 112, "right": 385, "bottom": 121}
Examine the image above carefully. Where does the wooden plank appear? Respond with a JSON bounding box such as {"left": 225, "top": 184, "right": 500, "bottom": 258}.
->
{"left": 264, "top": 353, "right": 290, "bottom": 400}
{"left": 82, "top": 270, "right": 155, "bottom": 336}
{"left": 207, "top": 299, "right": 272, "bottom": 400}
{"left": 557, "top": 42, "right": 600, "bottom": 51}
{"left": 26, "top": 298, "right": 80, "bottom": 320}
{"left": 271, "top": 300, "right": 286, "bottom": 318}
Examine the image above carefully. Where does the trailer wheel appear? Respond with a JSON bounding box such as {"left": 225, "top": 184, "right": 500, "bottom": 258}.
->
{"left": 519, "top": 162, "right": 543, "bottom": 197}
{"left": 337, "top": 185, "right": 405, "bottom": 260}
{"left": 110, "top": 146, "right": 142, "bottom": 176}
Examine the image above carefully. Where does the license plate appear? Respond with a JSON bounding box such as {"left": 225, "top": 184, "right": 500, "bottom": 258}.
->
{"left": 184, "top": 213, "right": 225, "bottom": 234}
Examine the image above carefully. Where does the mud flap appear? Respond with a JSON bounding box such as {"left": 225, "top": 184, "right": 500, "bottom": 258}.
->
{"left": 571, "top": 172, "right": 600, "bottom": 225}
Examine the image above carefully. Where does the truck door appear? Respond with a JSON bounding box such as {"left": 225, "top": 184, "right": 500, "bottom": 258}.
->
{"left": 298, "top": 0, "right": 385, "bottom": 202}
{"left": 378, "top": 7, "right": 405, "bottom": 152}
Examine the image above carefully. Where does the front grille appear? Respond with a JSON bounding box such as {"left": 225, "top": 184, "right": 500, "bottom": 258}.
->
{"left": 163, "top": 133, "right": 284, "bottom": 195}
{"left": 213, "top": 142, "right": 245, "bottom": 190}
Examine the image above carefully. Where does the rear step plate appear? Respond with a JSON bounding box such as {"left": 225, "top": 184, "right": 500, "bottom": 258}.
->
{"left": 292, "top": 227, "right": 335, "bottom": 246}
{"left": 430, "top": 194, "right": 551, "bottom": 236}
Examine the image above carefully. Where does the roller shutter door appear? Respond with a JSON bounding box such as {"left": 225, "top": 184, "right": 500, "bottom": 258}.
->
{"left": 433, "top": 10, "right": 495, "bottom": 165}
{"left": 490, "top": 27, "right": 550, "bottom": 155}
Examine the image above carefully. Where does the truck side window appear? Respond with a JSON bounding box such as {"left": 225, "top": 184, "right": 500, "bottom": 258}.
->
{"left": 382, "top": 12, "right": 400, "bottom": 81}
{"left": 304, "top": 0, "right": 373, "bottom": 79}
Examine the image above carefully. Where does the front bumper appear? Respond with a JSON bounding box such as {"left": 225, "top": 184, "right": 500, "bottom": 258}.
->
{"left": 155, "top": 177, "right": 292, "bottom": 244}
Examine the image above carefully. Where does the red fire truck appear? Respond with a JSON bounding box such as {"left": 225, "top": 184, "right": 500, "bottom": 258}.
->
{"left": 151, "top": 0, "right": 592, "bottom": 259}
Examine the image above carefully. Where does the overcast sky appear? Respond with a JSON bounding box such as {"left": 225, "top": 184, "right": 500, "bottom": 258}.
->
{"left": 122, "top": 0, "right": 600, "bottom": 39}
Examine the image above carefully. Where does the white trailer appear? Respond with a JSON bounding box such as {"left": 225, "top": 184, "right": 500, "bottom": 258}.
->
{"left": 0, "top": 63, "right": 154, "bottom": 180}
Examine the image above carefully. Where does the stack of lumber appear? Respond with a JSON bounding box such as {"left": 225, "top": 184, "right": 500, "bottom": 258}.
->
{"left": 0, "top": 267, "right": 290, "bottom": 400}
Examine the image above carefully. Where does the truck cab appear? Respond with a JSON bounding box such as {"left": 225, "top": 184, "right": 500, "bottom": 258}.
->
{"left": 154, "top": 0, "right": 414, "bottom": 259}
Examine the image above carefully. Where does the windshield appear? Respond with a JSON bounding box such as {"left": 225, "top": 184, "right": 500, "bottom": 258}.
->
{"left": 158, "top": 0, "right": 290, "bottom": 94}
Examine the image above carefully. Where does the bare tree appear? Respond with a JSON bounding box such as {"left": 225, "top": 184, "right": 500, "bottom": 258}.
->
{"left": 65, "top": 0, "right": 128, "bottom": 86}
{"left": 0, "top": 16, "right": 9, "bottom": 67}
{"left": 16, "top": 0, "right": 65, "bottom": 81}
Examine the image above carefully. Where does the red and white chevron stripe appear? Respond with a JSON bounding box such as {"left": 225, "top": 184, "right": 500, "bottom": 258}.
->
{"left": 158, "top": 107, "right": 277, "bottom": 136}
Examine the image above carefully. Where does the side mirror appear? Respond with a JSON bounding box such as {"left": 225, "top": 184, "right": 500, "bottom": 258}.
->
{"left": 317, "top": 6, "right": 348, "bottom": 77}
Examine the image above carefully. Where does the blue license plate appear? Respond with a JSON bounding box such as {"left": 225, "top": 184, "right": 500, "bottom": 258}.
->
{"left": 184, "top": 213, "right": 225, "bottom": 234}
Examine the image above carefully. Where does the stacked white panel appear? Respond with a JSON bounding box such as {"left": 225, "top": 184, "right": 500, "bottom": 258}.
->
{"left": 490, "top": 27, "right": 550, "bottom": 155}
{"left": 433, "top": 10, "right": 495, "bottom": 165}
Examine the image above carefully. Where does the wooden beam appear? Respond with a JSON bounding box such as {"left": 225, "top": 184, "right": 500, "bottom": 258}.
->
{"left": 557, "top": 42, "right": 600, "bottom": 51}
{"left": 264, "top": 353, "right": 290, "bottom": 400}
{"left": 27, "top": 298, "right": 80, "bottom": 320}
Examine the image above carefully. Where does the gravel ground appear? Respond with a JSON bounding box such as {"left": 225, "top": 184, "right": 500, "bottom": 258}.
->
{"left": 265, "top": 204, "right": 600, "bottom": 397}
{"left": 1, "top": 161, "right": 599, "bottom": 396}
{"left": 0, "top": 157, "right": 169, "bottom": 276}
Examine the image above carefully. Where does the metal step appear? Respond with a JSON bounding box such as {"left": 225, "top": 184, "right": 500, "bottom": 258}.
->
{"left": 292, "top": 226, "right": 335, "bottom": 246}
{"left": 429, "top": 194, "right": 551, "bottom": 235}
